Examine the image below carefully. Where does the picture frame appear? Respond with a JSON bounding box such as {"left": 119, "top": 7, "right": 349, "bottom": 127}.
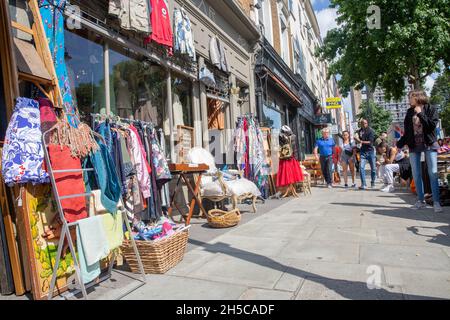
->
{"left": 176, "top": 125, "right": 195, "bottom": 164}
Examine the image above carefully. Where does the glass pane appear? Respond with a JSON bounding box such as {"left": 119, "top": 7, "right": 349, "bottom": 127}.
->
{"left": 65, "top": 27, "right": 105, "bottom": 116}
{"left": 262, "top": 104, "right": 282, "bottom": 129}
{"left": 109, "top": 45, "right": 167, "bottom": 129}
{"left": 172, "top": 75, "right": 193, "bottom": 128}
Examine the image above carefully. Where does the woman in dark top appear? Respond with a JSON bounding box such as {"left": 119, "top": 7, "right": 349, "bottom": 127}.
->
{"left": 397, "top": 90, "right": 442, "bottom": 212}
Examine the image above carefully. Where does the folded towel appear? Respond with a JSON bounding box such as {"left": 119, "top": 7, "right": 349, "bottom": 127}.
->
{"left": 76, "top": 226, "right": 100, "bottom": 284}
{"left": 77, "top": 216, "right": 110, "bottom": 266}
{"left": 101, "top": 212, "right": 124, "bottom": 251}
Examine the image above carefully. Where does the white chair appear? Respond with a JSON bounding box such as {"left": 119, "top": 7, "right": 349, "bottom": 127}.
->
{"left": 187, "top": 148, "right": 261, "bottom": 213}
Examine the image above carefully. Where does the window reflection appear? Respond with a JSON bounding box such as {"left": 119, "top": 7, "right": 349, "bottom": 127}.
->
{"left": 109, "top": 44, "right": 167, "bottom": 129}
{"left": 64, "top": 27, "right": 105, "bottom": 116}
{"left": 172, "top": 75, "right": 193, "bottom": 128}
{"left": 262, "top": 104, "right": 282, "bottom": 129}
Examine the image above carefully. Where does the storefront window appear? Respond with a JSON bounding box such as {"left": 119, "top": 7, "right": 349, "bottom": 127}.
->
{"left": 262, "top": 104, "right": 282, "bottom": 129}
{"left": 109, "top": 44, "right": 167, "bottom": 129}
{"left": 64, "top": 26, "right": 105, "bottom": 116}
{"left": 172, "top": 75, "right": 193, "bottom": 128}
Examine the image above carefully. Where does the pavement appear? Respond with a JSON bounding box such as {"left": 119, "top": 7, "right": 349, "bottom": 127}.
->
{"left": 3, "top": 180, "right": 450, "bottom": 300}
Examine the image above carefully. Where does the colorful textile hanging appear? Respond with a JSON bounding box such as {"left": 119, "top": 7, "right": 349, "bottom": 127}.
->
{"left": 1, "top": 97, "right": 49, "bottom": 186}
{"left": 39, "top": 0, "right": 79, "bottom": 127}
{"left": 233, "top": 116, "right": 270, "bottom": 197}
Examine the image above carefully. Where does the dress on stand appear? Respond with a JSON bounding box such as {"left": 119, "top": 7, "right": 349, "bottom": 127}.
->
{"left": 276, "top": 134, "right": 304, "bottom": 187}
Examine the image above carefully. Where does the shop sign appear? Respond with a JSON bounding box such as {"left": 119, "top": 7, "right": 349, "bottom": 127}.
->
{"left": 330, "top": 124, "right": 339, "bottom": 135}
{"left": 326, "top": 97, "right": 342, "bottom": 109}
{"left": 314, "top": 113, "right": 332, "bottom": 125}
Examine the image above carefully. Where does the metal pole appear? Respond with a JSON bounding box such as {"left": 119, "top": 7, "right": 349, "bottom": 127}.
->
{"left": 166, "top": 69, "right": 176, "bottom": 162}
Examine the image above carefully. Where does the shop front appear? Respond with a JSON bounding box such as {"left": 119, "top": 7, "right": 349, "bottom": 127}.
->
{"left": 0, "top": 0, "right": 269, "bottom": 300}
{"left": 255, "top": 37, "right": 317, "bottom": 162}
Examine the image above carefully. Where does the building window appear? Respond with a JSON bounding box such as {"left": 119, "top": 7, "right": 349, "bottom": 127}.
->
{"left": 108, "top": 43, "right": 167, "bottom": 130}
{"left": 65, "top": 26, "right": 105, "bottom": 116}
{"left": 258, "top": 0, "right": 273, "bottom": 44}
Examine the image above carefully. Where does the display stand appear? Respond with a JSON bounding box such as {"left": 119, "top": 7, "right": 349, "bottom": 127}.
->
{"left": 42, "top": 125, "right": 146, "bottom": 300}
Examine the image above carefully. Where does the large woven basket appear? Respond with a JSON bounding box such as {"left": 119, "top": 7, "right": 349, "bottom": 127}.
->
{"left": 206, "top": 209, "right": 241, "bottom": 228}
{"left": 121, "top": 228, "right": 189, "bottom": 274}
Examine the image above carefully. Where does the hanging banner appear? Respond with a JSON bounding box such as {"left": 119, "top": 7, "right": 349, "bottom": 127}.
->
{"left": 314, "top": 113, "right": 332, "bottom": 125}
{"left": 326, "top": 97, "right": 342, "bottom": 109}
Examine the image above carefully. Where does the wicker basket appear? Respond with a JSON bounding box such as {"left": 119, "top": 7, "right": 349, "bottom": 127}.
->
{"left": 206, "top": 209, "right": 241, "bottom": 228}
{"left": 121, "top": 228, "right": 189, "bottom": 274}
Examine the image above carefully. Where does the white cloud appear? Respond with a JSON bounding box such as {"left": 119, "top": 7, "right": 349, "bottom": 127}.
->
{"left": 315, "top": 8, "right": 338, "bottom": 39}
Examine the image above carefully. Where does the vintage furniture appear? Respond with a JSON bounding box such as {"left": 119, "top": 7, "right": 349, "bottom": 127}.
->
{"left": 302, "top": 157, "right": 324, "bottom": 185}
{"left": 167, "top": 163, "right": 209, "bottom": 225}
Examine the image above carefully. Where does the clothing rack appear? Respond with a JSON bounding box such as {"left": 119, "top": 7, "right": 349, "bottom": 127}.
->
{"left": 42, "top": 124, "right": 146, "bottom": 300}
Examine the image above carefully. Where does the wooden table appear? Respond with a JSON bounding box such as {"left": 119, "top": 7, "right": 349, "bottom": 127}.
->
{"left": 167, "top": 163, "right": 209, "bottom": 225}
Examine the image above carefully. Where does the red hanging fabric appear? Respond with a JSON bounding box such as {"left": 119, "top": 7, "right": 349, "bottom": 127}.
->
{"left": 48, "top": 145, "right": 88, "bottom": 223}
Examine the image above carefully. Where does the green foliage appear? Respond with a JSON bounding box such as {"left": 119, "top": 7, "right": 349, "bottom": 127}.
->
{"left": 430, "top": 71, "right": 450, "bottom": 107}
{"left": 431, "top": 71, "right": 450, "bottom": 136}
{"left": 357, "top": 100, "right": 392, "bottom": 136}
{"left": 317, "top": 0, "right": 450, "bottom": 100}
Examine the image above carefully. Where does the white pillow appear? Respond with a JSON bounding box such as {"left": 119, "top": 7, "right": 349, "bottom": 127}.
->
{"left": 225, "top": 178, "right": 261, "bottom": 197}
{"left": 187, "top": 147, "right": 217, "bottom": 174}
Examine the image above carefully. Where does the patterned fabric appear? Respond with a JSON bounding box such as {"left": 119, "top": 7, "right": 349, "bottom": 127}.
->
{"left": 39, "top": 0, "right": 79, "bottom": 127}
{"left": 233, "top": 116, "right": 269, "bottom": 197}
{"left": 149, "top": 128, "right": 171, "bottom": 183}
{"left": 2, "top": 98, "right": 49, "bottom": 186}
{"left": 173, "top": 7, "right": 196, "bottom": 61}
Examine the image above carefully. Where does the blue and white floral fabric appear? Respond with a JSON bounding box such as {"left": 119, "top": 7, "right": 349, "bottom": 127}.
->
{"left": 174, "top": 7, "right": 196, "bottom": 61}
{"left": 1, "top": 98, "right": 49, "bottom": 186}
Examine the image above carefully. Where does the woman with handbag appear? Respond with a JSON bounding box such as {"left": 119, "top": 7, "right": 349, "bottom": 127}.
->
{"left": 277, "top": 125, "right": 304, "bottom": 197}
{"left": 340, "top": 131, "right": 357, "bottom": 188}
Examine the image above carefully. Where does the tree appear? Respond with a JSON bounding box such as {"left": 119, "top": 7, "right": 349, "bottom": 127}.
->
{"left": 317, "top": 0, "right": 450, "bottom": 100}
{"left": 357, "top": 100, "right": 392, "bottom": 136}
{"left": 431, "top": 71, "right": 450, "bottom": 136}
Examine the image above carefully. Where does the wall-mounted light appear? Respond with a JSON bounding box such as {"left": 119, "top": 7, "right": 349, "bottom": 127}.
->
{"left": 250, "top": 2, "right": 261, "bottom": 10}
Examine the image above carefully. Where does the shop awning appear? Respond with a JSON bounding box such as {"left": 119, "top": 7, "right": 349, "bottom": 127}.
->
{"left": 266, "top": 69, "right": 302, "bottom": 105}
{"left": 13, "top": 37, "right": 52, "bottom": 85}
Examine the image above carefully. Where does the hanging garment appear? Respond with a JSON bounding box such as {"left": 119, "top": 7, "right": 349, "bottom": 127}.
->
{"left": 37, "top": 97, "right": 57, "bottom": 135}
{"left": 48, "top": 144, "right": 87, "bottom": 223}
{"left": 76, "top": 226, "right": 101, "bottom": 284}
{"left": 210, "top": 36, "right": 228, "bottom": 72}
{"left": 129, "top": 124, "right": 151, "bottom": 174}
{"left": 96, "top": 121, "right": 113, "bottom": 154}
{"left": 173, "top": 7, "right": 196, "bottom": 60}
{"left": 83, "top": 141, "right": 121, "bottom": 215}
{"left": 100, "top": 211, "right": 124, "bottom": 251}
{"left": 2, "top": 97, "right": 49, "bottom": 186}
{"left": 77, "top": 216, "right": 110, "bottom": 283}
{"left": 127, "top": 127, "right": 151, "bottom": 198}
{"left": 149, "top": 128, "right": 172, "bottom": 185}
{"left": 145, "top": 0, "right": 173, "bottom": 49}
{"left": 108, "top": 0, "right": 152, "bottom": 35}
{"left": 39, "top": 0, "right": 78, "bottom": 127}
{"left": 207, "top": 99, "right": 225, "bottom": 130}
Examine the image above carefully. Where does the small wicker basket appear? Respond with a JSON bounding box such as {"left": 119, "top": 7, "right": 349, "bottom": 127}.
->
{"left": 121, "top": 228, "right": 189, "bottom": 274}
{"left": 206, "top": 209, "right": 241, "bottom": 228}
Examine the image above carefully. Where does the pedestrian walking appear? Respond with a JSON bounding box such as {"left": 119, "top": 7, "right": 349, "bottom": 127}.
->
{"left": 339, "top": 130, "right": 357, "bottom": 188}
{"left": 314, "top": 128, "right": 335, "bottom": 189}
{"left": 397, "top": 90, "right": 442, "bottom": 213}
{"left": 355, "top": 119, "right": 377, "bottom": 189}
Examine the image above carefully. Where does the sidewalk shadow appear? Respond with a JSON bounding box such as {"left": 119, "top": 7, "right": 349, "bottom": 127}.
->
{"left": 188, "top": 239, "right": 441, "bottom": 300}
{"left": 406, "top": 225, "right": 450, "bottom": 247}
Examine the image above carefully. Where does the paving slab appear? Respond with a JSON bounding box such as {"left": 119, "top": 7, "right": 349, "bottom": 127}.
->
{"left": 239, "top": 288, "right": 294, "bottom": 300}
{"left": 123, "top": 275, "right": 247, "bottom": 300}
{"left": 208, "top": 234, "right": 290, "bottom": 257}
{"left": 360, "top": 243, "right": 450, "bottom": 270}
{"left": 185, "top": 252, "right": 288, "bottom": 289}
{"left": 277, "top": 240, "right": 360, "bottom": 264}
{"left": 309, "top": 227, "right": 378, "bottom": 244}
{"left": 384, "top": 267, "right": 450, "bottom": 300}
{"left": 295, "top": 277, "right": 404, "bottom": 300}
{"left": 376, "top": 226, "right": 450, "bottom": 248}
